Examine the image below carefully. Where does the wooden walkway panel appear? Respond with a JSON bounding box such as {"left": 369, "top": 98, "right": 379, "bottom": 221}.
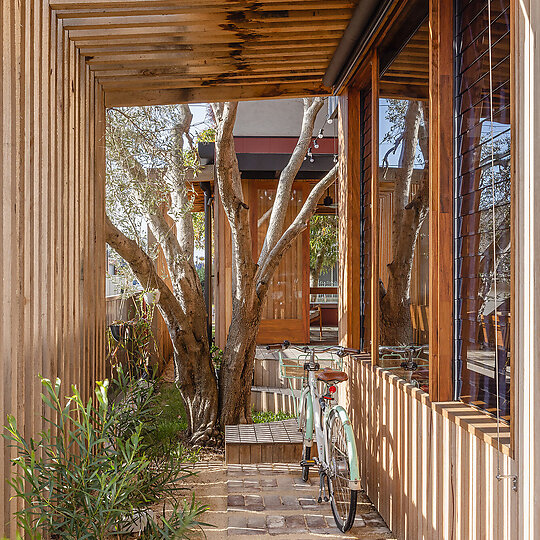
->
{"left": 225, "top": 419, "right": 305, "bottom": 464}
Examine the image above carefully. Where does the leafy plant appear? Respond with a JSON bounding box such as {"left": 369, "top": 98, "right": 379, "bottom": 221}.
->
{"left": 251, "top": 410, "right": 295, "bottom": 423}
{"left": 139, "top": 383, "right": 188, "bottom": 459}
{"left": 3, "top": 376, "right": 207, "bottom": 539}
{"left": 210, "top": 345, "right": 223, "bottom": 371}
{"left": 107, "top": 292, "right": 159, "bottom": 380}
{"left": 309, "top": 215, "right": 338, "bottom": 286}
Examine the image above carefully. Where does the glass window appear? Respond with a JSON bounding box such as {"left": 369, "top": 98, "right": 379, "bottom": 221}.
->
{"left": 378, "top": 97, "right": 430, "bottom": 391}
{"left": 454, "top": 0, "right": 511, "bottom": 421}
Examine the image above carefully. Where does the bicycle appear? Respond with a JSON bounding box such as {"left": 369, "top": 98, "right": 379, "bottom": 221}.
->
{"left": 379, "top": 345, "right": 429, "bottom": 391}
{"left": 266, "top": 340, "right": 362, "bottom": 532}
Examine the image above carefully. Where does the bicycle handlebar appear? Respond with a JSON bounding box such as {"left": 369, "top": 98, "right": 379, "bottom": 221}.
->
{"left": 265, "top": 341, "right": 361, "bottom": 357}
{"left": 265, "top": 340, "right": 290, "bottom": 351}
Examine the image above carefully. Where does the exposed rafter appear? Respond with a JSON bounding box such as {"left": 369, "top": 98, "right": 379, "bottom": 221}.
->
{"left": 50, "top": 0, "right": 359, "bottom": 106}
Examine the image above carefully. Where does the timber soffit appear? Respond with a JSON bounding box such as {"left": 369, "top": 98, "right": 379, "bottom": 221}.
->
{"left": 48, "top": 0, "right": 359, "bottom": 107}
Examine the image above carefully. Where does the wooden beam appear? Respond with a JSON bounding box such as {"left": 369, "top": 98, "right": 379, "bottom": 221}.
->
{"left": 67, "top": 19, "right": 350, "bottom": 40}
{"left": 75, "top": 34, "right": 341, "bottom": 49}
{"left": 99, "top": 74, "right": 327, "bottom": 92}
{"left": 78, "top": 40, "right": 339, "bottom": 56}
{"left": 86, "top": 55, "right": 331, "bottom": 72}
{"left": 104, "top": 82, "right": 330, "bottom": 107}
{"left": 428, "top": 0, "right": 453, "bottom": 402}
{"left": 60, "top": 8, "right": 353, "bottom": 30}
{"left": 51, "top": 0, "right": 355, "bottom": 10}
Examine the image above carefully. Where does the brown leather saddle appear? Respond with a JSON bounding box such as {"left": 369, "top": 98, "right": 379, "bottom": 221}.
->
{"left": 316, "top": 367, "right": 348, "bottom": 383}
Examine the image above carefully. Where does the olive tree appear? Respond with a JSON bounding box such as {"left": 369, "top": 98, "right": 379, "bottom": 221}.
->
{"left": 105, "top": 99, "right": 337, "bottom": 442}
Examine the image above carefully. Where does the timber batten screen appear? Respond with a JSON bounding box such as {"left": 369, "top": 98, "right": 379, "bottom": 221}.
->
{"left": 454, "top": 0, "right": 512, "bottom": 421}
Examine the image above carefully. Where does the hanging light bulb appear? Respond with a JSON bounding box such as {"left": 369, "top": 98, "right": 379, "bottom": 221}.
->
{"left": 323, "top": 187, "right": 333, "bottom": 206}
{"left": 327, "top": 118, "right": 333, "bottom": 124}
{"left": 333, "top": 154, "right": 338, "bottom": 163}
{"left": 313, "top": 141, "right": 319, "bottom": 149}
{"left": 309, "top": 156, "right": 314, "bottom": 163}
{"left": 318, "top": 128, "right": 324, "bottom": 139}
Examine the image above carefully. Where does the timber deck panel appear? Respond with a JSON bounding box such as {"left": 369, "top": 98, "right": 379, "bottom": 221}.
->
{"left": 225, "top": 419, "right": 304, "bottom": 464}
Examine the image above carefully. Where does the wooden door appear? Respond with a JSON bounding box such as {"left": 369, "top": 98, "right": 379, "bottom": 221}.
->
{"left": 249, "top": 181, "right": 310, "bottom": 344}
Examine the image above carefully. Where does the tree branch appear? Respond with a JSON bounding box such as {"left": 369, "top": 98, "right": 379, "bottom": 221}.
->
{"left": 105, "top": 214, "right": 187, "bottom": 326}
{"left": 212, "top": 101, "right": 257, "bottom": 301}
{"left": 256, "top": 164, "right": 338, "bottom": 295}
{"left": 259, "top": 97, "right": 325, "bottom": 263}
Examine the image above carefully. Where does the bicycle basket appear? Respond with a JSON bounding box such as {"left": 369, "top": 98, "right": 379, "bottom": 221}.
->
{"left": 278, "top": 349, "right": 344, "bottom": 381}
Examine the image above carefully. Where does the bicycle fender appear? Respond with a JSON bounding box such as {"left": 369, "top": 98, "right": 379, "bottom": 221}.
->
{"left": 301, "top": 387, "right": 314, "bottom": 446}
{"left": 328, "top": 405, "right": 361, "bottom": 490}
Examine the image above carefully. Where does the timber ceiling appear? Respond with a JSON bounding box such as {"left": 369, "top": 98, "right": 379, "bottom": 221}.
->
{"left": 380, "top": 19, "right": 429, "bottom": 100}
{"left": 50, "top": 0, "right": 358, "bottom": 107}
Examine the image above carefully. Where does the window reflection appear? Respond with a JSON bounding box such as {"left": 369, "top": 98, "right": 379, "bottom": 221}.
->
{"left": 454, "top": 0, "right": 511, "bottom": 421}
{"left": 378, "top": 97, "right": 430, "bottom": 392}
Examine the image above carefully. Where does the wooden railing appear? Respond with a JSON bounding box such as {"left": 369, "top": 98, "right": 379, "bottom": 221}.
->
{"left": 309, "top": 286, "right": 338, "bottom": 296}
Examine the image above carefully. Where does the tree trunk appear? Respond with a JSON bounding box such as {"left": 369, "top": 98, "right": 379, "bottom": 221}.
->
{"left": 166, "top": 321, "right": 219, "bottom": 445}
{"left": 310, "top": 253, "right": 324, "bottom": 287}
{"left": 217, "top": 294, "right": 262, "bottom": 427}
{"left": 105, "top": 216, "right": 220, "bottom": 445}
{"left": 379, "top": 100, "right": 428, "bottom": 345}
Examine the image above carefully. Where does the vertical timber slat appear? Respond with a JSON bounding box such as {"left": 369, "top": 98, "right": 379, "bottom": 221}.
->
{"left": 0, "top": 4, "right": 106, "bottom": 534}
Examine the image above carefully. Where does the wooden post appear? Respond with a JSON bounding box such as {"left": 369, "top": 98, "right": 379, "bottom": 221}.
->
{"left": 428, "top": 0, "right": 453, "bottom": 401}
{"left": 337, "top": 87, "right": 362, "bottom": 350}
{"left": 370, "top": 52, "right": 380, "bottom": 365}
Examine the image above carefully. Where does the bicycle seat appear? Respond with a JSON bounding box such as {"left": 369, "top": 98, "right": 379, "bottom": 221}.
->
{"left": 317, "top": 368, "right": 348, "bottom": 383}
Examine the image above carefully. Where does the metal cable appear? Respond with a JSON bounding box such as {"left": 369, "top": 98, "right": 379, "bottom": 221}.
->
{"left": 487, "top": 0, "right": 516, "bottom": 490}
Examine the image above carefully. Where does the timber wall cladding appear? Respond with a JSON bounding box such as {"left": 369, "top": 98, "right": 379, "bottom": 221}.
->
{"left": 0, "top": 2, "right": 106, "bottom": 536}
{"left": 345, "top": 358, "right": 517, "bottom": 540}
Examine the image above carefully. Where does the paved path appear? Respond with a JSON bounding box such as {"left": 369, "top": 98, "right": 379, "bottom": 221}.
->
{"left": 186, "top": 461, "right": 394, "bottom": 539}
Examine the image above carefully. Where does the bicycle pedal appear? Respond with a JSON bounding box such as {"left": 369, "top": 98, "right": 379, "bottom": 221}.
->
{"left": 317, "top": 496, "right": 322, "bottom": 503}
{"left": 300, "top": 459, "right": 316, "bottom": 467}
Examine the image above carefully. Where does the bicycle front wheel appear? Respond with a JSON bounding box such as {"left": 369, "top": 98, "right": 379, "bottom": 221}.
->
{"left": 326, "top": 408, "right": 359, "bottom": 532}
{"left": 298, "top": 389, "right": 313, "bottom": 482}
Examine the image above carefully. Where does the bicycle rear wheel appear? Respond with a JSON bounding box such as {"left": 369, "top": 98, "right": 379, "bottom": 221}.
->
{"left": 326, "top": 410, "right": 359, "bottom": 532}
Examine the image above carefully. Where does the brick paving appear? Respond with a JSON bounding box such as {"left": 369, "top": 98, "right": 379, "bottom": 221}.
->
{"left": 225, "top": 463, "right": 394, "bottom": 539}
{"left": 184, "top": 460, "right": 394, "bottom": 539}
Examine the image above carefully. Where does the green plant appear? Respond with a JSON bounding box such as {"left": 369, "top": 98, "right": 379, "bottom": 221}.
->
{"left": 251, "top": 410, "right": 296, "bottom": 423}
{"left": 107, "top": 292, "right": 160, "bottom": 380}
{"left": 3, "top": 376, "right": 207, "bottom": 539}
{"left": 139, "top": 383, "right": 189, "bottom": 459}
{"left": 210, "top": 345, "right": 223, "bottom": 371}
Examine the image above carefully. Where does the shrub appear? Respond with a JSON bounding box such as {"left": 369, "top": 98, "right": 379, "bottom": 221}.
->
{"left": 139, "top": 383, "right": 188, "bottom": 459}
{"left": 3, "top": 376, "right": 207, "bottom": 539}
{"left": 251, "top": 410, "right": 296, "bottom": 423}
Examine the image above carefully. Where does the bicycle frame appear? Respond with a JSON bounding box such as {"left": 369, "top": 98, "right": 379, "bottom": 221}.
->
{"left": 299, "top": 349, "right": 361, "bottom": 490}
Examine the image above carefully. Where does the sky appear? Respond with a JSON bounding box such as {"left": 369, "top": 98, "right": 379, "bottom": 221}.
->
{"left": 190, "top": 103, "right": 211, "bottom": 132}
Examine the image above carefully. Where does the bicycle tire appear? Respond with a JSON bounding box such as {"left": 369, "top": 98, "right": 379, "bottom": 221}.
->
{"left": 298, "top": 390, "right": 313, "bottom": 482}
{"left": 326, "top": 411, "right": 359, "bottom": 532}
{"left": 301, "top": 445, "right": 311, "bottom": 482}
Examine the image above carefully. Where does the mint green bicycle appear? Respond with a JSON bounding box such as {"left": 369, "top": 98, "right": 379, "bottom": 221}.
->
{"left": 267, "top": 341, "right": 362, "bottom": 532}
